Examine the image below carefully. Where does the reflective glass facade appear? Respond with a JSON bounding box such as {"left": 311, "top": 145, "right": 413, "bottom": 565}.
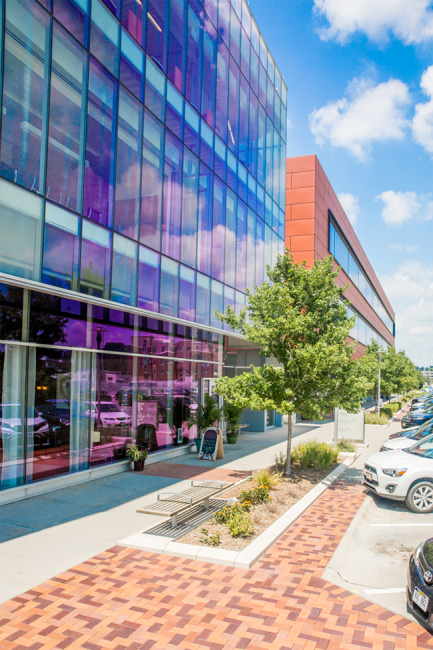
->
{"left": 0, "top": 0, "right": 286, "bottom": 493}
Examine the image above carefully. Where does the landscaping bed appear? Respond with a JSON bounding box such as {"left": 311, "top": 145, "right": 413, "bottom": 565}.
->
{"left": 178, "top": 461, "right": 342, "bottom": 552}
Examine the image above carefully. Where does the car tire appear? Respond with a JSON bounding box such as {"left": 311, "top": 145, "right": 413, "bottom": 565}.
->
{"left": 406, "top": 480, "right": 433, "bottom": 513}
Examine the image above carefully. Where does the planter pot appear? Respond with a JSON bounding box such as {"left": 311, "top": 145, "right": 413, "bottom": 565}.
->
{"left": 195, "top": 438, "right": 202, "bottom": 452}
{"left": 226, "top": 432, "right": 239, "bottom": 444}
{"left": 133, "top": 459, "right": 145, "bottom": 471}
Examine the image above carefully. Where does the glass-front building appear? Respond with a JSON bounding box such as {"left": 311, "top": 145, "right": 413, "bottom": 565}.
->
{"left": 0, "top": 0, "right": 287, "bottom": 494}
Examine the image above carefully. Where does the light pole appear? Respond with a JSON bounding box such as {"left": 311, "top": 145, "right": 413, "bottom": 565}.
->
{"left": 377, "top": 350, "right": 382, "bottom": 417}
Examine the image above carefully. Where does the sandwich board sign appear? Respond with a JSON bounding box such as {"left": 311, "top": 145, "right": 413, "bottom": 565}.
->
{"left": 334, "top": 408, "right": 365, "bottom": 446}
{"left": 198, "top": 427, "right": 224, "bottom": 461}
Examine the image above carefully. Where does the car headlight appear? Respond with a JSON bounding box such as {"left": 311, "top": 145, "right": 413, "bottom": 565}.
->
{"left": 383, "top": 468, "right": 407, "bottom": 477}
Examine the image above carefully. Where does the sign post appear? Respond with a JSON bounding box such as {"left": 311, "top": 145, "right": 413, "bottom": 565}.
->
{"left": 334, "top": 408, "right": 365, "bottom": 446}
{"left": 198, "top": 427, "right": 224, "bottom": 461}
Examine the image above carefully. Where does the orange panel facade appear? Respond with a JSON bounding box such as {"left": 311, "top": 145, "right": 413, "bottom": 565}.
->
{"left": 285, "top": 155, "right": 395, "bottom": 349}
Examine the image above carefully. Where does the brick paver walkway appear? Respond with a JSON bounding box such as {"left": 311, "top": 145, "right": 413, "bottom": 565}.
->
{"left": 0, "top": 480, "right": 431, "bottom": 650}
{"left": 140, "top": 462, "right": 251, "bottom": 482}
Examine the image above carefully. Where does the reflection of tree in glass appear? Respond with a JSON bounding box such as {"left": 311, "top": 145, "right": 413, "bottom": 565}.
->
{"left": 29, "top": 293, "right": 69, "bottom": 346}
{"left": 81, "top": 262, "right": 105, "bottom": 294}
{"left": 0, "top": 285, "right": 23, "bottom": 341}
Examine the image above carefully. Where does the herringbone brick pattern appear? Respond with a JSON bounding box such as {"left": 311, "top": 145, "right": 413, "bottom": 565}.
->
{"left": 0, "top": 480, "right": 431, "bottom": 650}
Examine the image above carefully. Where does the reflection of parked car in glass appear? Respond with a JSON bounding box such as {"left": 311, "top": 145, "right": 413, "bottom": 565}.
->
{"left": 80, "top": 402, "right": 132, "bottom": 428}
{"left": 36, "top": 399, "right": 70, "bottom": 447}
{"left": 0, "top": 404, "right": 49, "bottom": 444}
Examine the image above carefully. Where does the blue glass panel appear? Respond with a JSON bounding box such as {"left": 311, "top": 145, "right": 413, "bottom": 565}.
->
{"left": 218, "top": 0, "right": 230, "bottom": 45}
{"left": 249, "top": 47, "right": 259, "bottom": 97}
{"left": 225, "top": 189, "right": 236, "bottom": 287}
{"left": 248, "top": 92, "right": 258, "bottom": 178}
{"left": 265, "top": 115, "right": 273, "bottom": 194}
{"left": 250, "top": 18, "right": 259, "bottom": 52}
{"left": 179, "top": 265, "right": 196, "bottom": 321}
{"left": 54, "top": 0, "right": 90, "bottom": 46}
{"left": 114, "top": 88, "right": 142, "bottom": 240}
{"left": 111, "top": 233, "right": 137, "bottom": 306}
{"left": 214, "top": 136, "right": 227, "bottom": 182}
{"left": 166, "top": 82, "right": 184, "bottom": 139}
{"left": 147, "top": 0, "right": 168, "bottom": 72}
{"left": 256, "top": 183, "right": 264, "bottom": 220}
{"left": 196, "top": 272, "right": 211, "bottom": 326}
{"left": 200, "top": 120, "right": 214, "bottom": 168}
{"left": 255, "top": 216, "right": 264, "bottom": 285}
{"left": 230, "top": 6, "right": 241, "bottom": 65}
{"left": 122, "top": 0, "right": 146, "bottom": 48}
{"left": 232, "top": 0, "right": 241, "bottom": 18}
{"left": 197, "top": 163, "right": 213, "bottom": 276}
{"left": 247, "top": 173, "right": 256, "bottom": 211}
{"left": 279, "top": 208, "right": 285, "bottom": 239}
{"left": 264, "top": 223, "right": 272, "bottom": 274}
{"left": 212, "top": 177, "right": 225, "bottom": 282}
{"left": 237, "top": 163, "right": 247, "bottom": 203}
{"left": 90, "top": 0, "right": 120, "bottom": 77}
{"left": 267, "top": 74, "right": 274, "bottom": 122}
{"left": 184, "top": 104, "right": 200, "bottom": 155}
{"left": 201, "top": 16, "right": 217, "bottom": 128}
{"left": 274, "top": 92, "right": 281, "bottom": 133}
{"left": 80, "top": 218, "right": 111, "bottom": 299}
{"left": 101, "top": 0, "right": 121, "bottom": 19}
{"left": 223, "top": 285, "right": 234, "bottom": 331}
{"left": 145, "top": 56, "right": 166, "bottom": 122}
{"left": 43, "top": 203, "right": 80, "bottom": 291}
{"left": 236, "top": 199, "right": 247, "bottom": 292}
{"left": 138, "top": 246, "right": 160, "bottom": 312}
{"left": 162, "top": 131, "right": 183, "bottom": 261}
{"left": 160, "top": 257, "right": 179, "bottom": 317}
{"left": 210, "top": 278, "right": 223, "bottom": 328}
{"left": 1, "top": 0, "right": 50, "bottom": 194}
{"left": 120, "top": 29, "right": 145, "bottom": 100}
{"left": 273, "top": 127, "right": 280, "bottom": 204}
{"left": 46, "top": 23, "right": 87, "bottom": 214}
{"left": 215, "top": 39, "right": 229, "bottom": 142}
{"left": 83, "top": 58, "right": 117, "bottom": 228}
{"left": 205, "top": 0, "right": 217, "bottom": 27}
{"left": 259, "top": 35, "right": 267, "bottom": 69}
{"left": 226, "top": 150, "right": 237, "bottom": 193}
{"left": 228, "top": 57, "right": 240, "bottom": 154}
{"left": 141, "top": 109, "right": 164, "bottom": 251}
{"left": 258, "top": 62, "right": 267, "bottom": 108}
{"left": 239, "top": 74, "right": 249, "bottom": 165}
{"left": 185, "top": 0, "right": 203, "bottom": 111}
{"left": 240, "top": 27, "right": 250, "bottom": 79}
{"left": 235, "top": 290, "right": 245, "bottom": 316}
{"left": 265, "top": 193, "right": 272, "bottom": 226}
{"left": 246, "top": 208, "right": 255, "bottom": 292}
{"left": 168, "top": 0, "right": 186, "bottom": 92}
{"left": 241, "top": 0, "right": 251, "bottom": 36}
{"left": 181, "top": 148, "right": 199, "bottom": 268}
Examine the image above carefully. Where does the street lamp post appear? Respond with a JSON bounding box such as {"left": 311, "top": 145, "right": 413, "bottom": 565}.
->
{"left": 377, "top": 350, "right": 382, "bottom": 418}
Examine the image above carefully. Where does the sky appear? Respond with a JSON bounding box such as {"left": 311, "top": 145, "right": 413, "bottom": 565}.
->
{"left": 248, "top": 0, "right": 433, "bottom": 366}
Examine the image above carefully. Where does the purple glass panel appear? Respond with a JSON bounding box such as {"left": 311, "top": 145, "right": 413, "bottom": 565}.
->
{"left": 211, "top": 177, "right": 225, "bottom": 282}
{"left": 218, "top": 0, "right": 230, "bottom": 44}
{"left": 197, "top": 163, "right": 213, "bottom": 276}
{"left": 185, "top": 0, "right": 203, "bottom": 111}
{"left": 274, "top": 92, "right": 281, "bottom": 134}
{"left": 38, "top": 0, "right": 52, "bottom": 8}
{"left": 162, "top": 132, "right": 183, "bottom": 261}
{"left": 232, "top": 0, "right": 241, "bottom": 18}
{"left": 240, "top": 27, "right": 250, "bottom": 79}
{"left": 224, "top": 189, "right": 236, "bottom": 288}
{"left": 228, "top": 57, "right": 240, "bottom": 154}
{"left": 213, "top": 137, "right": 226, "bottom": 181}
{"left": 250, "top": 47, "right": 259, "bottom": 97}
{"left": 265, "top": 115, "right": 273, "bottom": 196}
{"left": 0, "top": 0, "right": 50, "bottom": 194}
{"left": 42, "top": 204, "right": 80, "bottom": 292}
{"left": 179, "top": 266, "right": 196, "bottom": 322}
{"left": 120, "top": 30, "right": 145, "bottom": 101}
{"left": 239, "top": 74, "right": 249, "bottom": 166}
{"left": 92, "top": 306, "right": 135, "bottom": 351}
{"left": 204, "top": 0, "right": 217, "bottom": 26}
{"left": 30, "top": 293, "right": 88, "bottom": 348}
{"left": 0, "top": 284, "right": 23, "bottom": 342}
{"left": 147, "top": 0, "right": 168, "bottom": 72}
{"left": 230, "top": 7, "right": 240, "bottom": 65}
{"left": 111, "top": 234, "right": 138, "bottom": 306}
{"left": 248, "top": 92, "right": 258, "bottom": 178}
{"left": 210, "top": 279, "right": 223, "bottom": 328}
{"left": 215, "top": 39, "right": 229, "bottom": 142}
{"left": 181, "top": 148, "right": 199, "bottom": 268}
{"left": 184, "top": 105, "right": 200, "bottom": 155}
{"left": 257, "top": 103, "right": 266, "bottom": 187}
{"left": 201, "top": 16, "right": 217, "bottom": 128}
{"left": 238, "top": 163, "right": 247, "bottom": 203}
{"left": 168, "top": 0, "right": 186, "bottom": 92}
{"left": 226, "top": 150, "right": 237, "bottom": 193}
{"left": 141, "top": 110, "right": 164, "bottom": 252}
{"left": 46, "top": 24, "right": 87, "bottom": 214}
{"left": 196, "top": 273, "right": 210, "bottom": 326}
{"left": 200, "top": 120, "right": 214, "bottom": 169}
{"left": 258, "top": 62, "right": 267, "bottom": 107}
{"left": 246, "top": 209, "right": 256, "bottom": 292}
{"left": 114, "top": 88, "right": 142, "bottom": 240}
{"left": 236, "top": 199, "right": 247, "bottom": 292}
{"left": 241, "top": 1, "right": 251, "bottom": 37}
{"left": 122, "top": 0, "right": 146, "bottom": 47}
{"left": 247, "top": 173, "right": 256, "bottom": 210}
{"left": 255, "top": 216, "right": 264, "bottom": 285}
{"left": 80, "top": 219, "right": 112, "bottom": 299}
{"left": 138, "top": 247, "right": 160, "bottom": 312}
{"left": 160, "top": 257, "right": 179, "bottom": 317}
{"left": 166, "top": 83, "right": 184, "bottom": 139}
{"left": 90, "top": 0, "right": 120, "bottom": 77}
{"left": 265, "top": 192, "right": 272, "bottom": 227}
{"left": 83, "top": 59, "right": 117, "bottom": 228}
{"left": 54, "top": 0, "right": 90, "bottom": 47}
{"left": 101, "top": 0, "right": 121, "bottom": 18}
{"left": 223, "top": 285, "right": 235, "bottom": 331}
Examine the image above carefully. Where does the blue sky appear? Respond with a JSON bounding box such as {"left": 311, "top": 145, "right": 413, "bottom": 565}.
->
{"left": 248, "top": 0, "right": 433, "bottom": 365}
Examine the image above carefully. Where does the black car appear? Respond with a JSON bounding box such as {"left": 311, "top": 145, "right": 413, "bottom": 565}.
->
{"left": 402, "top": 406, "right": 433, "bottom": 429}
{"left": 408, "top": 538, "right": 433, "bottom": 628}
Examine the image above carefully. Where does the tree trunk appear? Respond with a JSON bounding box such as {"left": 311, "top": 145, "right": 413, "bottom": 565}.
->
{"left": 285, "top": 415, "right": 292, "bottom": 476}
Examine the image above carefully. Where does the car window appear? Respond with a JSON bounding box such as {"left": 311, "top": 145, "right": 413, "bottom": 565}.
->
{"left": 413, "top": 421, "right": 433, "bottom": 440}
{"left": 407, "top": 436, "right": 433, "bottom": 456}
{"left": 100, "top": 404, "right": 121, "bottom": 413}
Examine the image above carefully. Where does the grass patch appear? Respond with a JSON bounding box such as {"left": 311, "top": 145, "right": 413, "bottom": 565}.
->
{"left": 291, "top": 439, "right": 339, "bottom": 469}
{"left": 337, "top": 439, "right": 357, "bottom": 452}
{"left": 253, "top": 467, "right": 281, "bottom": 490}
{"left": 365, "top": 412, "right": 389, "bottom": 425}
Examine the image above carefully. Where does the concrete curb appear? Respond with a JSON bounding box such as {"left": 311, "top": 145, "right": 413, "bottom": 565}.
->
{"left": 118, "top": 457, "right": 354, "bottom": 569}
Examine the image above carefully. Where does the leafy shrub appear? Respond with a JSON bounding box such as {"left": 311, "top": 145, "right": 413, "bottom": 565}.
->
{"left": 253, "top": 468, "right": 281, "bottom": 490}
{"left": 365, "top": 412, "right": 389, "bottom": 425}
{"left": 213, "top": 502, "right": 250, "bottom": 524}
{"left": 238, "top": 485, "right": 270, "bottom": 505}
{"left": 199, "top": 528, "right": 221, "bottom": 546}
{"left": 381, "top": 406, "right": 393, "bottom": 418}
{"left": 274, "top": 451, "right": 287, "bottom": 473}
{"left": 226, "top": 511, "right": 254, "bottom": 537}
{"left": 291, "top": 440, "right": 338, "bottom": 469}
{"left": 337, "top": 439, "right": 356, "bottom": 452}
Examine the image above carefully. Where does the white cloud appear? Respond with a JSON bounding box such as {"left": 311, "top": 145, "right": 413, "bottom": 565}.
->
{"left": 380, "top": 261, "right": 433, "bottom": 365}
{"left": 412, "top": 66, "right": 433, "bottom": 155}
{"left": 313, "top": 0, "right": 433, "bottom": 45}
{"left": 377, "top": 190, "right": 433, "bottom": 226}
{"left": 337, "top": 192, "right": 359, "bottom": 226}
{"left": 388, "top": 243, "right": 419, "bottom": 252}
{"left": 309, "top": 77, "right": 411, "bottom": 161}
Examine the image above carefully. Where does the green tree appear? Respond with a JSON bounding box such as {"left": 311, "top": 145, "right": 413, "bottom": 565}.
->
{"left": 365, "top": 343, "right": 421, "bottom": 409}
{"left": 214, "top": 251, "right": 372, "bottom": 475}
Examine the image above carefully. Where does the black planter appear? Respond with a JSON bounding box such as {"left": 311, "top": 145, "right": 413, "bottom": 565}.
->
{"left": 134, "top": 459, "right": 145, "bottom": 471}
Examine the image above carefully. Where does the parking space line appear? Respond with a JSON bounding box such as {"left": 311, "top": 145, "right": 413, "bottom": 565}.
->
{"left": 364, "top": 587, "right": 406, "bottom": 594}
{"left": 370, "top": 523, "right": 433, "bottom": 527}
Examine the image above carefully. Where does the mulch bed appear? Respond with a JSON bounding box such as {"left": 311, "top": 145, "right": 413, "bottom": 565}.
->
{"left": 178, "top": 462, "right": 341, "bottom": 551}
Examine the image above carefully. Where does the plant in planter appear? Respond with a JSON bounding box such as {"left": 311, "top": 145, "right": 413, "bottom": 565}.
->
{"left": 125, "top": 444, "right": 148, "bottom": 471}
{"left": 187, "top": 393, "right": 223, "bottom": 452}
{"left": 223, "top": 402, "right": 245, "bottom": 444}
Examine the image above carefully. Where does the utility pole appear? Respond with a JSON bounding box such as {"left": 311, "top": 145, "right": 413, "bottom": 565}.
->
{"left": 377, "top": 350, "right": 382, "bottom": 418}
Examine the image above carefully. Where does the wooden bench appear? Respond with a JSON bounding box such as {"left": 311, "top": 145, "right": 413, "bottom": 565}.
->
{"left": 137, "top": 480, "right": 233, "bottom": 528}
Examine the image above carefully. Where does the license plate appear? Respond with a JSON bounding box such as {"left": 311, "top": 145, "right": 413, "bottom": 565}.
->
{"left": 365, "top": 471, "right": 373, "bottom": 482}
{"left": 414, "top": 586, "right": 429, "bottom": 612}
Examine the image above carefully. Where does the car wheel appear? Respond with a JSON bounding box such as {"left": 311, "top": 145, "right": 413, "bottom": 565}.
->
{"left": 406, "top": 481, "right": 433, "bottom": 513}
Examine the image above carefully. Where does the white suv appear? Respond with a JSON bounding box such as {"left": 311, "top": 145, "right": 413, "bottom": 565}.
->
{"left": 363, "top": 433, "right": 433, "bottom": 513}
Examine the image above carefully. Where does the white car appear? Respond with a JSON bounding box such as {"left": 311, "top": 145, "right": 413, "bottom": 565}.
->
{"left": 80, "top": 401, "right": 132, "bottom": 428}
{"left": 363, "top": 433, "right": 433, "bottom": 512}
{"left": 0, "top": 403, "right": 49, "bottom": 437}
{"left": 380, "top": 420, "right": 433, "bottom": 452}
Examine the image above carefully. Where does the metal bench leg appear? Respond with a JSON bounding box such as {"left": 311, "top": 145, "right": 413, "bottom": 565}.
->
{"left": 203, "top": 497, "right": 210, "bottom": 511}
{"left": 171, "top": 513, "right": 178, "bottom": 528}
